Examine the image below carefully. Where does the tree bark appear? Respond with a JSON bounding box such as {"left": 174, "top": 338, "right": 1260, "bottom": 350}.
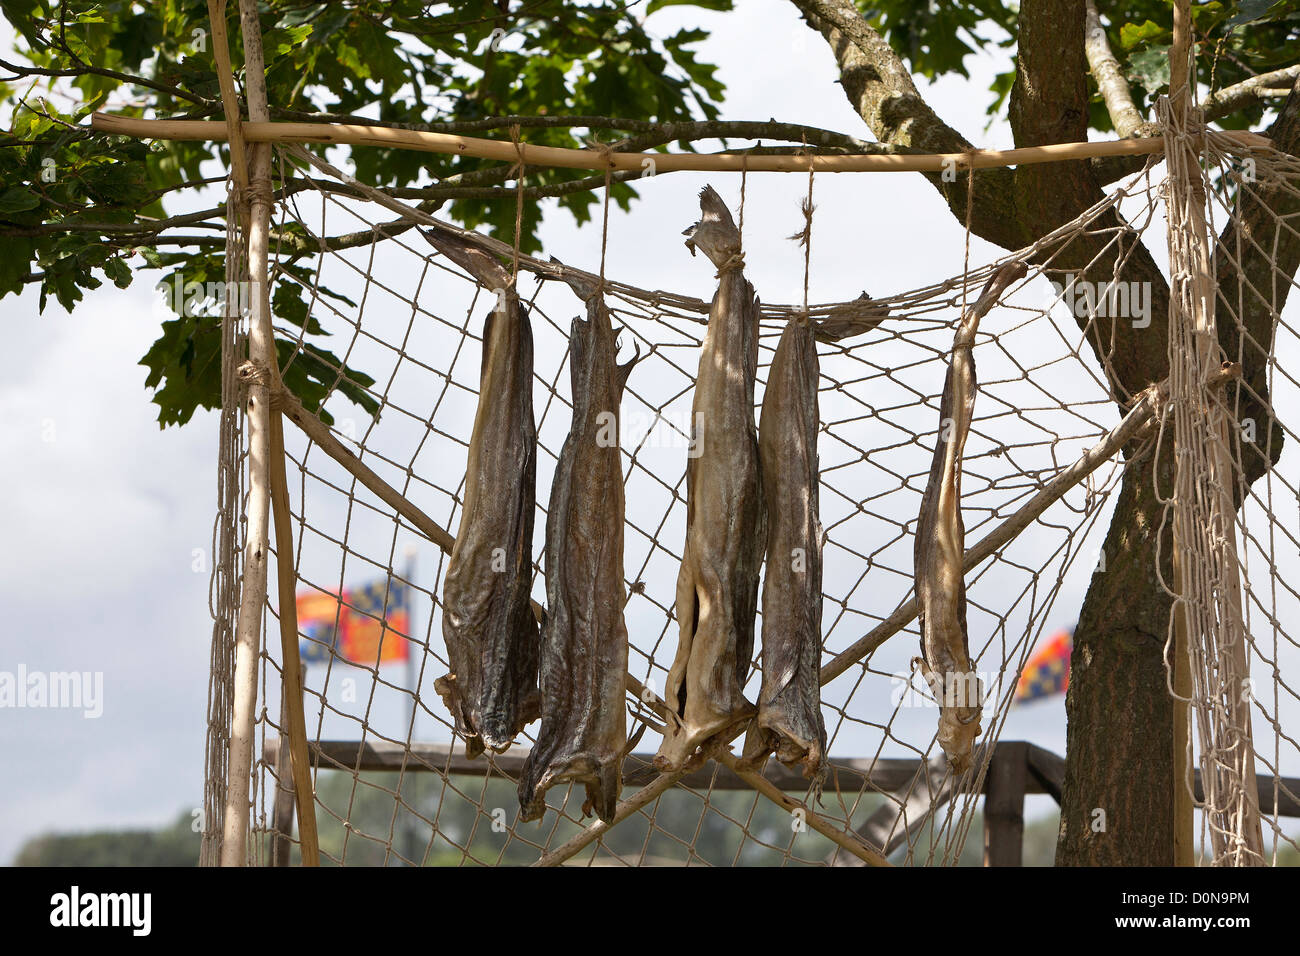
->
{"left": 1058, "top": 456, "right": 1177, "bottom": 863}
{"left": 1214, "top": 76, "right": 1300, "bottom": 489}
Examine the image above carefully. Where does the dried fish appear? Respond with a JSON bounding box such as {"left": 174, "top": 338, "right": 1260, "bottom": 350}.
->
{"left": 740, "top": 314, "right": 827, "bottom": 781}
{"left": 914, "top": 261, "right": 1026, "bottom": 774}
{"left": 423, "top": 227, "right": 540, "bottom": 758}
{"left": 518, "top": 280, "right": 638, "bottom": 823}
{"left": 655, "top": 186, "right": 765, "bottom": 772}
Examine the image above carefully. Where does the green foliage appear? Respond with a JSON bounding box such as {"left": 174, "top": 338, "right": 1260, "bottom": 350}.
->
{"left": 857, "top": 1, "right": 1299, "bottom": 134}
{"left": 1, "top": 0, "right": 1293, "bottom": 429}
{"left": 1228, "top": 0, "right": 1287, "bottom": 28}
{"left": 1128, "top": 45, "right": 1172, "bottom": 94}
{"left": 0, "top": 0, "right": 730, "bottom": 426}
{"left": 13, "top": 810, "right": 201, "bottom": 866}
{"left": 858, "top": 0, "right": 1018, "bottom": 82}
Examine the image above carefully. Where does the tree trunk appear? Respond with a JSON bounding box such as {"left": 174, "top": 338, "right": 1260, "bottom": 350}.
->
{"left": 1005, "top": 0, "right": 1180, "bottom": 864}
{"left": 1056, "top": 461, "right": 1176, "bottom": 865}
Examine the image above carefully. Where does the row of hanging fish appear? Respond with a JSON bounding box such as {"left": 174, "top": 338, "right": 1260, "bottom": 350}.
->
{"left": 655, "top": 186, "right": 828, "bottom": 782}
{"left": 423, "top": 193, "right": 1020, "bottom": 821}
{"left": 424, "top": 223, "right": 639, "bottom": 822}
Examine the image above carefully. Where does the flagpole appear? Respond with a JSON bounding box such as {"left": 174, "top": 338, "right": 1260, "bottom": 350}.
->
{"left": 403, "top": 546, "right": 419, "bottom": 866}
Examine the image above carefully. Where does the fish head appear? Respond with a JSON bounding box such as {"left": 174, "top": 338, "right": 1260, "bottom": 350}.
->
{"left": 683, "top": 185, "right": 742, "bottom": 269}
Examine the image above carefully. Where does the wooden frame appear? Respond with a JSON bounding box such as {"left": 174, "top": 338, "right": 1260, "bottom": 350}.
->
{"left": 191, "top": 0, "right": 1278, "bottom": 869}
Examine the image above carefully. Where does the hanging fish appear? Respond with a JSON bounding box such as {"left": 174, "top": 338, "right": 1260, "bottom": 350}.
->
{"left": 740, "top": 313, "right": 827, "bottom": 782}
{"left": 655, "top": 186, "right": 765, "bottom": 772}
{"left": 914, "top": 261, "right": 1026, "bottom": 774}
{"left": 518, "top": 278, "right": 639, "bottom": 823}
{"left": 423, "top": 226, "right": 540, "bottom": 758}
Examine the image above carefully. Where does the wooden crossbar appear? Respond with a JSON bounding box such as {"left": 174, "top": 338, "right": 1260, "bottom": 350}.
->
{"left": 89, "top": 113, "right": 1272, "bottom": 174}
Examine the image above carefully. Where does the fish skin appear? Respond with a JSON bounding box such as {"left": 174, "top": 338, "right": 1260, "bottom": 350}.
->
{"left": 518, "top": 286, "right": 637, "bottom": 823}
{"left": 914, "top": 302, "right": 984, "bottom": 775}
{"left": 423, "top": 227, "right": 541, "bottom": 757}
{"left": 740, "top": 315, "right": 828, "bottom": 782}
{"left": 655, "top": 186, "right": 765, "bottom": 772}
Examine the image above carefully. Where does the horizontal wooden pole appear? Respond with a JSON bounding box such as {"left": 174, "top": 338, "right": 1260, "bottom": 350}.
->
{"left": 90, "top": 113, "right": 1272, "bottom": 174}
{"left": 265, "top": 738, "right": 1300, "bottom": 815}
{"left": 274, "top": 738, "right": 1037, "bottom": 795}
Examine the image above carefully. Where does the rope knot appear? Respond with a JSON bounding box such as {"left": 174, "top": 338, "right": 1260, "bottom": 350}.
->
{"left": 590, "top": 140, "right": 617, "bottom": 170}
{"left": 714, "top": 251, "right": 745, "bottom": 277}
{"left": 246, "top": 170, "right": 274, "bottom": 206}
{"left": 237, "top": 359, "right": 272, "bottom": 388}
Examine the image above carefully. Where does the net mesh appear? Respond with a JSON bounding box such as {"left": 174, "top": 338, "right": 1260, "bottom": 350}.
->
{"left": 201, "top": 106, "right": 1300, "bottom": 866}
{"left": 199, "top": 182, "right": 249, "bottom": 866}
{"left": 1158, "top": 94, "right": 1300, "bottom": 866}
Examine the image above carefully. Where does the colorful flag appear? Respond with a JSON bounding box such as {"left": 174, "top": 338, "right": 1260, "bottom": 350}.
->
{"left": 341, "top": 577, "right": 411, "bottom": 665}
{"left": 297, "top": 589, "right": 343, "bottom": 664}
{"left": 1014, "top": 627, "right": 1073, "bottom": 704}
{"left": 296, "top": 576, "right": 411, "bottom": 666}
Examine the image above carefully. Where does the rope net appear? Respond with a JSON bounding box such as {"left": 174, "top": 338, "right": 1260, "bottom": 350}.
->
{"left": 1158, "top": 95, "right": 1299, "bottom": 866}
{"left": 201, "top": 107, "right": 1300, "bottom": 866}
{"left": 199, "top": 181, "right": 249, "bottom": 866}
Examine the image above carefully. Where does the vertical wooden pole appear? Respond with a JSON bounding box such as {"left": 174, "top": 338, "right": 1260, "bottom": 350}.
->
{"left": 216, "top": 0, "right": 321, "bottom": 866}
{"left": 204, "top": 1, "right": 248, "bottom": 199}
{"left": 217, "top": 0, "right": 279, "bottom": 867}
{"left": 983, "top": 741, "right": 1027, "bottom": 867}
{"left": 270, "top": 706, "right": 297, "bottom": 866}
{"left": 269, "top": 415, "right": 321, "bottom": 865}
{"left": 1169, "top": 1, "right": 1192, "bottom": 105}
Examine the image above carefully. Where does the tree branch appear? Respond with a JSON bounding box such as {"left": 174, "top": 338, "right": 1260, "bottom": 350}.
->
{"left": 1083, "top": 0, "right": 1151, "bottom": 138}
{"left": 267, "top": 108, "right": 895, "bottom": 155}
{"left": 2, "top": 207, "right": 227, "bottom": 237}
{"left": 788, "top": 0, "right": 961, "bottom": 150}
{"left": 0, "top": 55, "right": 210, "bottom": 107}
{"left": 788, "top": 0, "right": 1027, "bottom": 249}
{"left": 1204, "top": 64, "right": 1300, "bottom": 122}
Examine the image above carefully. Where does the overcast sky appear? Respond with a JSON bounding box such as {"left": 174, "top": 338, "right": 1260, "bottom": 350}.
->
{"left": 2, "top": 1, "right": 1297, "bottom": 864}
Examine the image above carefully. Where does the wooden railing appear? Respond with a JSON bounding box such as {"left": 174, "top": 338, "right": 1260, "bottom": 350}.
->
{"left": 261, "top": 738, "right": 1300, "bottom": 866}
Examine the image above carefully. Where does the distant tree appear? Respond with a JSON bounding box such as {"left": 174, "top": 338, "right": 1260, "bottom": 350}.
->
{"left": 13, "top": 810, "right": 201, "bottom": 866}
